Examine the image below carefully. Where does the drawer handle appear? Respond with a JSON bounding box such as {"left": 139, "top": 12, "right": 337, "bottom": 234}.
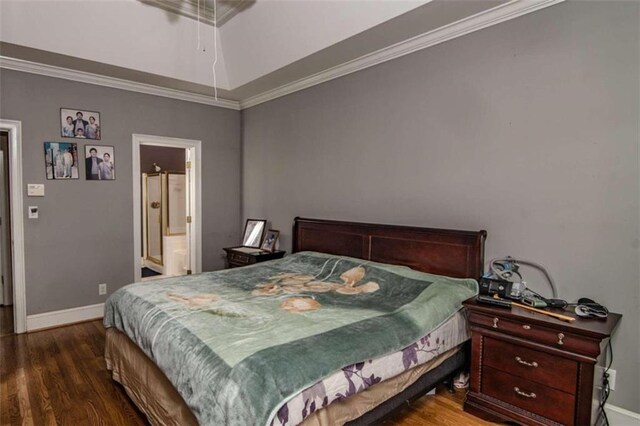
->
{"left": 557, "top": 333, "right": 565, "bottom": 345}
{"left": 522, "top": 324, "right": 531, "bottom": 330}
{"left": 492, "top": 317, "right": 499, "bottom": 328}
{"left": 514, "top": 387, "right": 537, "bottom": 399}
{"left": 515, "top": 356, "right": 538, "bottom": 368}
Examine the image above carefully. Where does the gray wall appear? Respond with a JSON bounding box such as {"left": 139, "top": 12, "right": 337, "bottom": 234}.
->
{"left": 242, "top": 2, "right": 639, "bottom": 411}
{"left": 0, "top": 69, "right": 241, "bottom": 315}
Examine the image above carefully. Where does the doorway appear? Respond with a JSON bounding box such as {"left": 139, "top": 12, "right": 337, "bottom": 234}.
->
{"left": 141, "top": 146, "right": 187, "bottom": 280}
{"left": 132, "top": 134, "right": 202, "bottom": 283}
{"left": 0, "top": 119, "right": 25, "bottom": 334}
{"left": 0, "top": 131, "right": 13, "bottom": 335}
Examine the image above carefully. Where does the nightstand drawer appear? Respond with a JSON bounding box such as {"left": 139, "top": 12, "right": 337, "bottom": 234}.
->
{"left": 483, "top": 366, "right": 575, "bottom": 426}
{"left": 224, "top": 248, "right": 286, "bottom": 269}
{"left": 484, "top": 337, "right": 577, "bottom": 393}
{"left": 469, "top": 312, "right": 597, "bottom": 356}
{"left": 230, "top": 253, "right": 251, "bottom": 264}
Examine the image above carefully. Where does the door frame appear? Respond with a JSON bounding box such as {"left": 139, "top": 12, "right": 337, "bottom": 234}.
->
{"left": 0, "top": 143, "right": 8, "bottom": 305}
{"left": 132, "top": 134, "right": 202, "bottom": 282}
{"left": 0, "top": 119, "right": 26, "bottom": 334}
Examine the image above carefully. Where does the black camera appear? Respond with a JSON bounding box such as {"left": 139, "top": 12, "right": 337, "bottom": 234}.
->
{"left": 479, "top": 277, "right": 525, "bottom": 300}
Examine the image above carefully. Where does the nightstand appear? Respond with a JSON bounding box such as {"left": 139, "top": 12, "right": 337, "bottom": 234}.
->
{"left": 463, "top": 298, "right": 621, "bottom": 426}
{"left": 223, "top": 247, "right": 286, "bottom": 268}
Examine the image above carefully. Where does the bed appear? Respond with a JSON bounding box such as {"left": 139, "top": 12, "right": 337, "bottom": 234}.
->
{"left": 104, "top": 217, "right": 486, "bottom": 425}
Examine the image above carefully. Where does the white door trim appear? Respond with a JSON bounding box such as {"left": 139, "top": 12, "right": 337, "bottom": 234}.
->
{"left": 0, "top": 147, "right": 7, "bottom": 306}
{"left": 0, "top": 119, "right": 26, "bottom": 334}
{"left": 132, "top": 134, "right": 202, "bottom": 283}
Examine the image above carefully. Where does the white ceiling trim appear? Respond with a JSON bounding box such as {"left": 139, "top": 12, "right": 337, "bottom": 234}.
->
{"left": 0, "top": 56, "right": 240, "bottom": 111}
{"left": 0, "top": 0, "right": 562, "bottom": 112}
{"left": 239, "top": 0, "right": 564, "bottom": 109}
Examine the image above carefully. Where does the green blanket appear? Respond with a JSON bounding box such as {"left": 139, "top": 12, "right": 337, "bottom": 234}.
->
{"left": 103, "top": 251, "right": 477, "bottom": 425}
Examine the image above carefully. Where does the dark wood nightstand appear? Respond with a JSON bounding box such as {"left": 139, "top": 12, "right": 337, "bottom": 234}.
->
{"left": 223, "top": 247, "right": 286, "bottom": 268}
{"left": 463, "top": 298, "right": 621, "bottom": 426}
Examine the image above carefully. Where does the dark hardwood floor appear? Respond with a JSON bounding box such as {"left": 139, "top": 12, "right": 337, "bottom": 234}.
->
{"left": 0, "top": 321, "right": 146, "bottom": 425}
{"left": 0, "top": 306, "right": 13, "bottom": 337}
{"left": 0, "top": 320, "right": 492, "bottom": 425}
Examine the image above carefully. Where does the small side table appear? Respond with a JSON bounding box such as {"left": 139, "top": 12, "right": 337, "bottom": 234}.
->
{"left": 223, "top": 247, "right": 286, "bottom": 268}
{"left": 463, "top": 297, "right": 621, "bottom": 425}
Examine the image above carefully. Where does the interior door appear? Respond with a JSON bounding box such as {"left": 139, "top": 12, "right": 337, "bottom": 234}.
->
{"left": 185, "top": 149, "right": 192, "bottom": 274}
{"left": 146, "top": 173, "right": 163, "bottom": 265}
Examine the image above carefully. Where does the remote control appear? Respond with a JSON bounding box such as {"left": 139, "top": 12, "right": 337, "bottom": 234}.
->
{"left": 476, "top": 295, "right": 512, "bottom": 308}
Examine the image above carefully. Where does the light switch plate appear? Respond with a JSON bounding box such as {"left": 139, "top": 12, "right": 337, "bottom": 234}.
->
{"left": 28, "top": 206, "right": 38, "bottom": 219}
{"left": 27, "top": 184, "right": 45, "bottom": 197}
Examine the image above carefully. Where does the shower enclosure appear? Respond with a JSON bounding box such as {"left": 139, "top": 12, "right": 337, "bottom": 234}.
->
{"left": 142, "top": 171, "right": 187, "bottom": 277}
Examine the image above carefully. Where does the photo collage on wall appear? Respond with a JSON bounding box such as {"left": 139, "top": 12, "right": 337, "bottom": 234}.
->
{"left": 45, "top": 107, "right": 115, "bottom": 180}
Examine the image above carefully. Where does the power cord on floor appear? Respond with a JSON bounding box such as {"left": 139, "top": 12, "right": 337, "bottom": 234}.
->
{"left": 596, "top": 340, "right": 613, "bottom": 426}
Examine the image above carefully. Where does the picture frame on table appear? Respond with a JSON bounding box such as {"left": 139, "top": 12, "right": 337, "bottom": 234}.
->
{"left": 261, "top": 229, "right": 280, "bottom": 252}
{"left": 241, "top": 219, "right": 266, "bottom": 248}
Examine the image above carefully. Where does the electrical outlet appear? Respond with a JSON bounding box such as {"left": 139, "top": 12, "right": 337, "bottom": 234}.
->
{"left": 595, "top": 366, "right": 616, "bottom": 391}
{"left": 608, "top": 369, "right": 616, "bottom": 391}
{"left": 98, "top": 283, "right": 107, "bottom": 296}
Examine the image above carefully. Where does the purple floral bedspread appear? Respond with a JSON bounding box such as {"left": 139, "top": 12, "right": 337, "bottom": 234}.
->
{"left": 270, "top": 310, "right": 468, "bottom": 426}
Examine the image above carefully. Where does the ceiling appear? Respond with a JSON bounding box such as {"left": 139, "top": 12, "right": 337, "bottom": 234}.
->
{"left": 139, "top": 0, "right": 255, "bottom": 26}
{"left": 0, "top": 0, "right": 563, "bottom": 109}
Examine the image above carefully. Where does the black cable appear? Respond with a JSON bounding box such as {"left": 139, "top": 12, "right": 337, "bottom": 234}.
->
{"left": 596, "top": 340, "right": 613, "bottom": 426}
{"left": 523, "top": 287, "right": 568, "bottom": 309}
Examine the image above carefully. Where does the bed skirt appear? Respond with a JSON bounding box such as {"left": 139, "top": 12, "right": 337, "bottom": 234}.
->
{"left": 105, "top": 328, "right": 463, "bottom": 426}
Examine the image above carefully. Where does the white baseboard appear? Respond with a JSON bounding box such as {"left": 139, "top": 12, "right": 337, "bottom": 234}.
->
{"left": 608, "top": 404, "right": 640, "bottom": 425}
{"left": 26, "top": 303, "right": 104, "bottom": 332}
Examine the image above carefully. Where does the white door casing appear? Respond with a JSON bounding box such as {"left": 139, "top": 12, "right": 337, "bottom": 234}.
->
{"left": 0, "top": 148, "right": 12, "bottom": 306}
{"left": 0, "top": 149, "right": 4, "bottom": 306}
{"left": 0, "top": 120, "right": 26, "bottom": 333}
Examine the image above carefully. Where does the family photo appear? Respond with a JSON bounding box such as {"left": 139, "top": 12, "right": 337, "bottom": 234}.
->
{"left": 85, "top": 145, "right": 115, "bottom": 180}
{"left": 44, "top": 142, "right": 79, "bottom": 180}
{"left": 61, "top": 108, "right": 101, "bottom": 140}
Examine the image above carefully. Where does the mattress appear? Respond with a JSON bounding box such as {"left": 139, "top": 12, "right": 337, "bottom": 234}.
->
{"left": 104, "top": 252, "right": 477, "bottom": 425}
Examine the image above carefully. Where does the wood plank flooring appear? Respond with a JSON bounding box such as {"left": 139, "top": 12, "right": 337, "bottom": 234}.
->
{"left": 0, "top": 320, "right": 493, "bottom": 425}
{"left": 0, "top": 306, "right": 13, "bottom": 337}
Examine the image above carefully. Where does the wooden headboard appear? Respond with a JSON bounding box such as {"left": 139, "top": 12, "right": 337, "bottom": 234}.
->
{"left": 292, "top": 217, "right": 487, "bottom": 279}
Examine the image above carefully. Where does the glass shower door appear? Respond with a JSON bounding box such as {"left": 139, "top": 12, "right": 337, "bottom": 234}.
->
{"left": 167, "top": 173, "right": 186, "bottom": 235}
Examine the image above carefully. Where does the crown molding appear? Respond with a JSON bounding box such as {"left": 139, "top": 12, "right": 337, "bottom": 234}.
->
{"left": 1, "top": 0, "right": 562, "bottom": 111}
{"left": 239, "top": 0, "right": 564, "bottom": 109}
{"left": 0, "top": 56, "right": 240, "bottom": 110}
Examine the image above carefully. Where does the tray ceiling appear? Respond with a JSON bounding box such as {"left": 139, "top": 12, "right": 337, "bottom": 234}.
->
{"left": 0, "top": 0, "right": 564, "bottom": 109}
{"left": 139, "top": 0, "right": 255, "bottom": 26}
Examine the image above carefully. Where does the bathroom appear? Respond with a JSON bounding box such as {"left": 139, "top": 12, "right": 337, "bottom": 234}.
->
{"left": 140, "top": 145, "right": 188, "bottom": 280}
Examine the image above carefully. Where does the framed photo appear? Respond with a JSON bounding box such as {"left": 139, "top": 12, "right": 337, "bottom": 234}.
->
{"left": 261, "top": 229, "right": 280, "bottom": 252}
{"left": 61, "top": 108, "right": 101, "bottom": 140}
{"left": 85, "top": 145, "right": 115, "bottom": 180}
{"left": 44, "top": 142, "right": 79, "bottom": 180}
{"left": 241, "top": 219, "right": 266, "bottom": 248}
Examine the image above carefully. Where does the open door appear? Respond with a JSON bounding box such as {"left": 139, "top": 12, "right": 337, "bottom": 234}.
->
{"left": 184, "top": 149, "right": 192, "bottom": 275}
